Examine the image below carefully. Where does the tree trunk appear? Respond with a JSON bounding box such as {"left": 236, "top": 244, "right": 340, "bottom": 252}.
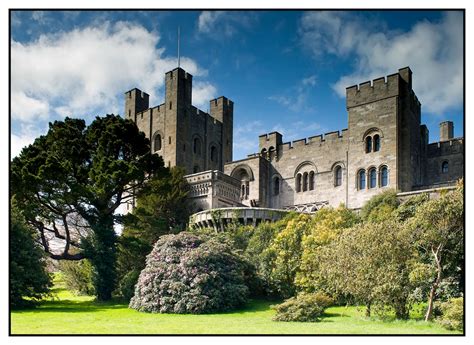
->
{"left": 86, "top": 214, "right": 117, "bottom": 301}
{"left": 425, "top": 245, "right": 442, "bottom": 321}
{"left": 365, "top": 303, "right": 371, "bottom": 317}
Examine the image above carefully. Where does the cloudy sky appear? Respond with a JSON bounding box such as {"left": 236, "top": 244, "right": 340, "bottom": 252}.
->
{"left": 10, "top": 10, "right": 464, "bottom": 160}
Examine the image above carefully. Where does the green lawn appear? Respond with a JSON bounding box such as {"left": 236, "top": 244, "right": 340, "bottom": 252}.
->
{"left": 10, "top": 279, "right": 460, "bottom": 335}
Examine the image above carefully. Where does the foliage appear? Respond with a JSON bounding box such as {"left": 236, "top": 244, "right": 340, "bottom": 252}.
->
{"left": 122, "top": 166, "right": 190, "bottom": 242}
{"left": 272, "top": 292, "right": 334, "bottom": 322}
{"left": 360, "top": 189, "right": 399, "bottom": 223}
{"left": 130, "top": 232, "right": 251, "bottom": 314}
{"left": 296, "top": 205, "right": 360, "bottom": 293}
{"left": 316, "top": 219, "right": 417, "bottom": 319}
{"left": 437, "top": 297, "right": 463, "bottom": 331}
{"left": 59, "top": 260, "right": 95, "bottom": 296}
{"left": 11, "top": 115, "right": 163, "bottom": 300}
{"left": 115, "top": 167, "right": 190, "bottom": 300}
{"left": 10, "top": 203, "right": 52, "bottom": 308}
{"left": 265, "top": 214, "right": 313, "bottom": 298}
{"left": 407, "top": 182, "right": 463, "bottom": 320}
{"left": 394, "top": 193, "right": 429, "bottom": 222}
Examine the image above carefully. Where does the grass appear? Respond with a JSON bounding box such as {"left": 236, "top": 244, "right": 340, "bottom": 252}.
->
{"left": 10, "top": 277, "right": 461, "bottom": 335}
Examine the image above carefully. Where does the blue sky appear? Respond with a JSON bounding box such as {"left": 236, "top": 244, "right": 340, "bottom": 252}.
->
{"left": 10, "top": 10, "right": 464, "bottom": 160}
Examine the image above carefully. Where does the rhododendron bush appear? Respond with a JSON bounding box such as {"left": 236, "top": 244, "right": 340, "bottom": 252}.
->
{"left": 130, "top": 232, "right": 250, "bottom": 314}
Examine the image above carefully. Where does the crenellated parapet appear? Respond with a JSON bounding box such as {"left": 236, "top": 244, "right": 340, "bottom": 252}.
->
{"left": 346, "top": 67, "right": 420, "bottom": 110}
{"left": 427, "top": 138, "right": 464, "bottom": 157}
{"left": 277, "top": 129, "right": 348, "bottom": 153}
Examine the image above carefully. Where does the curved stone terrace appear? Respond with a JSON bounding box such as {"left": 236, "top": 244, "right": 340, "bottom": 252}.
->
{"left": 189, "top": 207, "right": 293, "bottom": 231}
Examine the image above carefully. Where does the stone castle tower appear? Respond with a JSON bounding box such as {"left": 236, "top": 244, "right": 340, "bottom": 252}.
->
{"left": 125, "top": 67, "right": 233, "bottom": 175}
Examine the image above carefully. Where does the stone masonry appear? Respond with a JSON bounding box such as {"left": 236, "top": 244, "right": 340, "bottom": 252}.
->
{"left": 126, "top": 66, "right": 464, "bottom": 213}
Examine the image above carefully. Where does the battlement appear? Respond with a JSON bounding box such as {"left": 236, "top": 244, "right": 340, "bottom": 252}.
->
{"left": 427, "top": 138, "right": 464, "bottom": 157}
{"left": 210, "top": 96, "right": 234, "bottom": 108}
{"left": 278, "top": 129, "right": 348, "bottom": 153}
{"left": 166, "top": 67, "right": 193, "bottom": 81}
{"left": 346, "top": 67, "right": 415, "bottom": 109}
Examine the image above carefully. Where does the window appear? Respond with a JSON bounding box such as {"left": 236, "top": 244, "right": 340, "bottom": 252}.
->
{"left": 366, "top": 136, "right": 372, "bottom": 153}
{"left": 309, "top": 171, "right": 315, "bottom": 190}
{"left": 369, "top": 168, "right": 377, "bottom": 189}
{"left": 154, "top": 133, "right": 162, "bottom": 151}
{"left": 296, "top": 174, "right": 302, "bottom": 192}
{"left": 261, "top": 148, "right": 267, "bottom": 159}
{"left": 273, "top": 177, "right": 280, "bottom": 196}
{"left": 374, "top": 135, "right": 380, "bottom": 152}
{"left": 193, "top": 165, "right": 199, "bottom": 173}
{"left": 442, "top": 161, "right": 449, "bottom": 173}
{"left": 169, "top": 101, "right": 172, "bottom": 110}
{"left": 335, "top": 166, "right": 342, "bottom": 186}
{"left": 303, "top": 172, "right": 308, "bottom": 192}
{"left": 210, "top": 146, "right": 217, "bottom": 163}
{"left": 380, "top": 166, "right": 388, "bottom": 187}
{"left": 269, "top": 146, "right": 276, "bottom": 161}
{"left": 358, "top": 170, "right": 366, "bottom": 190}
{"left": 193, "top": 138, "right": 202, "bottom": 155}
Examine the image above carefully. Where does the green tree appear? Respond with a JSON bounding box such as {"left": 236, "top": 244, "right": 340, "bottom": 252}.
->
{"left": 296, "top": 205, "right": 360, "bottom": 293}
{"left": 10, "top": 202, "right": 52, "bottom": 307}
{"left": 11, "top": 115, "right": 163, "bottom": 300}
{"left": 408, "top": 183, "right": 464, "bottom": 321}
{"left": 115, "top": 166, "right": 189, "bottom": 300}
{"left": 360, "top": 189, "right": 400, "bottom": 223}
{"left": 317, "top": 219, "right": 417, "bottom": 319}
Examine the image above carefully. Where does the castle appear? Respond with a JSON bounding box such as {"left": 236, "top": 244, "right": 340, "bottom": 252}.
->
{"left": 125, "top": 66, "right": 464, "bottom": 227}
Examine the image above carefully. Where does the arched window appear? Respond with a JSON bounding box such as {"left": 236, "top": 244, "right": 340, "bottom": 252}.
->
{"left": 303, "top": 172, "right": 308, "bottom": 192}
{"left": 261, "top": 148, "right": 267, "bottom": 159}
{"left": 309, "top": 171, "right": 315, "bottom": 190}
{"left": 358, "top": 170, "right": 366, "bottom": 190}
{"left": 373, "top": 135, "right": 380, "bottom": 152}
{"left": 273, "top": 177, "right": 280, "bottom": 196}
{"left": 296, "top": 174, "right": 302, "bottom": 193}
{"left": 442, "top": 161, "right": 449, "bottom": 173}
{"left": 334, "top": 166, "right": 342, "bottom": 186}
{"left": 154, "top": 133, "right": 162, "bottom": 151}
{"left": 193, "top": 137, "right": 202, "bottom": 155}
{"left": 366, "top": 136, "right": 372, "bottom": 153}
{"left": 210, "top": 146, "right": 217, "bottom": 163}
{"left": 380, "top": 166, "right": 388, "bottom": 187}
{"left": 193, "top": 165, "right": 200, "bottom": 174}
{"left": 369, "top": 168, "right": 377, "bottom": 189}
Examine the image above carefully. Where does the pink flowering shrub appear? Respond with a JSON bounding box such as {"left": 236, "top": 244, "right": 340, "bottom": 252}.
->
{"left": 129, "top": 232, "right": 250, "bottom": 314}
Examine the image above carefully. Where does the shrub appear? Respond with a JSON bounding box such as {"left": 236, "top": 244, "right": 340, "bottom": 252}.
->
{"left": 59, "top": 259, "right": 95, "bottom": 296}
{"left": 10, "top": 203, "right": 52, "bottom": 308}
{"left": 129, "top": 232, "right": 251, "bottom": 314}
{"left": 116, "top": 269, "right": 141, "bottom": 301}
{"left": 437, "top": 297, "right": 463, "bottom": 331}
{"left": 360, "top": 189, "right": 399, "bottom": 222}
{"left": 272, "top": 292, "right": 334, "bottom": 322}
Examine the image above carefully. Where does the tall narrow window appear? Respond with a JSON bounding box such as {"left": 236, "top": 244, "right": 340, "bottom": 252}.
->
{"left": 261, "top": 148, "right": 267, "bottom": 159}
{"left": 303, "top": 172, "right": 308, "bottom": 192}
{"left": 374, "top": 135, "right": 380, "bottom": 152}
{"left": 296, "top": 174, "right": 302, "bottom": 193}
{"left": 335, "top": 166, "right": 342, "bottom": 186}
{"left": 193, "top": 138, "right": 201, "bottom": 155}
{"left": 380, "top": 166, "right": 388, "bottom": 187}
{"left": 358, "top": 170, "right": 366, "bottom": 190}
{"left": 154, "top": 134, "right": 162, "bottom": 151}
{"left": 369, "top": 168, "right": 377, "bottom": 189}
{"left": 309, "top": 171, "right": 315, "bottom": 190}
{"left": 210, "top": 146, "right": 217, "bottom": 162}
{"left": 193, "top": 165, "right": 199, "bottom": 174}
{"left": 442, "top": 161, "right": 449, "bottom": 173}
{"left": 366, "top": 136, "right": 372, "bottom": 153}
{"left": 273, "top": 177, "right": 280, "bottom": 196}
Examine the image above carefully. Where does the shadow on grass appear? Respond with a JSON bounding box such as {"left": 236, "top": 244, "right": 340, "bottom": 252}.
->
{"left": 13, "top": 298, "right": 128, "bottom": 314}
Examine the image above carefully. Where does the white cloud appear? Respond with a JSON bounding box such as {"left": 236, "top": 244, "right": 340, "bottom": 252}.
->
{"left": 11, "top": 124, "right": 46, "bottom": 158}
{"left": 300, "top": 11, "right": 463, "bottom": 115}
{"left": 268, "top": 75, "right": 318, "bottom": 113}
{"left": 192, "top": 81, "right": 217, "bottom": 109}
{"left": 197, "top": 11, "right": 257, "bottom": 39}
{"left": 11, "top": 21, "right": 217, "bottom": 155}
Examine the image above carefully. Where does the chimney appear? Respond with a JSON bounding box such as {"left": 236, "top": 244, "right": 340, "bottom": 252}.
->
{"left": 439, "top": 121, "right": 454, "bottom": 142}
